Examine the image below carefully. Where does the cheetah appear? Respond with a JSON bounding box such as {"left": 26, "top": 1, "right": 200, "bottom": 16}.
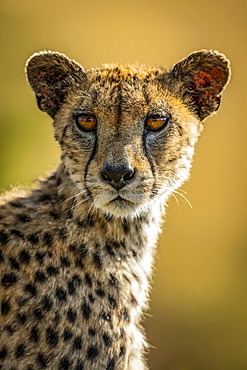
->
{"left": 0, "top": 50, "right": 230, "bottom": 369}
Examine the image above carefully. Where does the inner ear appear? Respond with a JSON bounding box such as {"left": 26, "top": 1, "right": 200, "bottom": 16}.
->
{"left": 26, "top": 51, "right": 83, "bottom": 118}
{"left": 171, "top": 50, "right": 231, "bottom": 120}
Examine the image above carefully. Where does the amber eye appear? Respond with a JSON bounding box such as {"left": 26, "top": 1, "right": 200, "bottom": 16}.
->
{"left": 146, "top": 116, "right": 169, "bottom": 131}
{"left": 76, "top": 115, "right": 97, "bottom": 131}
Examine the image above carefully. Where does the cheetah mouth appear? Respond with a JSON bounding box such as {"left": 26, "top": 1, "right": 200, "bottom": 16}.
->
{"left": 110, "top": 196, "right": 126, "bottom": 202}
{"left": 110, "top": 195, "right": 135, "bottom": 205}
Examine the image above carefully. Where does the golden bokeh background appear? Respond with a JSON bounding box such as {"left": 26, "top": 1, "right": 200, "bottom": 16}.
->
{"left": 0, "top": 0, "right": 246, "bottom": 369}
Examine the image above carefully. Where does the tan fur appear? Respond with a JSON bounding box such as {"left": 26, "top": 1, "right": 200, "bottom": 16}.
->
{"left": 0, "top": 50, "right": 230, "bottom": 369}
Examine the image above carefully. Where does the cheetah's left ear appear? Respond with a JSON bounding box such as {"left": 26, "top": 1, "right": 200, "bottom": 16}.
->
{"left": 26, "top": 51, "right": 83, "bottom": 118}
{"left": 171, "top": 50, "right": 231, "bottom": 120}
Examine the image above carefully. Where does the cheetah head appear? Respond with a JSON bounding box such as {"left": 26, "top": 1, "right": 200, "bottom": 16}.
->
{"left": 26, "top": 50, "right": 230, "bottom": 219}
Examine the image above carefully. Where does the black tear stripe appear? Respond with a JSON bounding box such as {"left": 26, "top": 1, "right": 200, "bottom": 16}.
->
{"left": 84, "top": 135, "right": 98, "bottom": 199}
{"left": 142, "top": 132, "right": 158, "bottom": 199}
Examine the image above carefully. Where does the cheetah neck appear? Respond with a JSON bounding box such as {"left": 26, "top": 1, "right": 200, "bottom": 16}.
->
{"left": 38, "top": 162, "right": 164, "bottom": 283}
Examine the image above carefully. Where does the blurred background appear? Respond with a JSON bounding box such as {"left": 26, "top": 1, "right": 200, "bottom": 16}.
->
{"left": 0, "top": 0, "right": 246, "bottom": 369}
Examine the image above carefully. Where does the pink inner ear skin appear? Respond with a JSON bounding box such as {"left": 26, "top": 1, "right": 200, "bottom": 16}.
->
{"left": 194, "top": 66, "right": 226, "bottom": 90}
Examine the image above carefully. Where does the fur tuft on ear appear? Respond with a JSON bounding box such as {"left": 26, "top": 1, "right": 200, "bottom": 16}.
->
{"left": 26, "top": 51, "right": 83, "bottom": 118}
{"left": 171, "top": 50, "right": 231, "bottom": 120}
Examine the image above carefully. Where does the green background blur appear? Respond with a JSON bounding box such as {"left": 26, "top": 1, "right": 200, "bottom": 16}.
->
{"left": 0, "top": 1, "right": 246, "bottom": 369}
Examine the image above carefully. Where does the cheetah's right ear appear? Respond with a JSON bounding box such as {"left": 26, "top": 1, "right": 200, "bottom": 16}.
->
{"left": 26, "top": 51, "right": 83, "bottom": 118}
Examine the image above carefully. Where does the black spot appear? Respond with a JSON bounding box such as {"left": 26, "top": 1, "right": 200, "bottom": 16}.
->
{"left": 59, "top": 227, "right": 68, "bottom": 241}
{"left": 122, "top": 220, "right": 130, "bottom": 234}
{"left": 85, "top": 273, "right": 92, "bottom": 287}
{"left": 55, "top": 287, "right": 67, "bottom": 302}
{"left": 67, "top": 275, "right": 81, "bottom": 295}
{"left": 1, "top": 272, "right": 17, "bottom": 287}
{"left": 54, "top": 311, "right": 60, "bottom": 325}
{"left": 108, "top": 295, "right": 117, "bottom": 309}
{"left": 36, "top": 353, "right": 48, "bottom": 368}
{"left": 73, "top": 336, "right": 82, "bottom": 350}
{"left": 1, "top": 300, "right": 10, "bottom": 316}
{"left": 0, "top": 231, "right": 8, "bottom": 245}
{"left": 67, "top": 308, "right": 77, "bottom": 323}
{"left": 10, "top": 229, "right": 24, "bottom": 238}
{"left": 74, "top": 360, "right": 84, "bottom": 370}
{"left": 38, "top": 194, "right": 51, "bottom": 202}
{"left": 46, "top": 327, "right": 59, "bottom": 347}
{"left": 109, "top": 274, "right": 119, "bottom": 287}
{"left": 79, "top": 244, "right": 88, "bottom": 258}
{"left": 101, "top": 312, "right": 111, "bottom": 322}
{"left": 28, "top": 233, "right": 39, "bottom": 245}
{"left": 130, "top": 295, "right": 137, "bottom": 306}
{"left": 120, "top": 329, "right": 125, "bottom": 338}
{"left": 86, "top": 214, "right": 94, "bottom": 226}
{"left": 96, "top": 289, "right": 105, "bottom": 298}
{"left": 35, "top": 252, "right": 45, "bottom": 263}
{"left": 112, "top": 241, "right": 123, "bottom": 249}
{"left": 15, "top": 344, "right": 25, "bottom": 358}
{"left": 93, "top": 253, "right": 102, "bottom": 269}
{"left": 88, "top": 293, "right": 95, "bottom": 303}
{"left": 63, "top": 328, "right": 73, "bottom": 342}
{"left": 103, "top": 333, "right": 112, "bottom": 347}
{"left": 67, "top": 281, "right": 75, "bottom": 295}
{"left": 104, "top": 213, "right": 112, "bottom": 221}
{"left": 60, "top": 257, "right": 70, "bottom": 267}
{"left": 41, "top": 296, "right": 53, "bottom": 311}
{"left": 49, "top": 211, "right": 60, "bottom": 219}
{"left": 87, "top": 346, "right": 99, "bottom": 359}
{"left": 123, "top": 274, "right": 131, "bottom": 284}
{"left": 73, "top": 274, "right": 82, "bottom": 284}
{"left": 88, "top": 328, "right": 96, "bottom": 336}
{"left": 69, "top": 243, "right": 77, "bottom": 253}
{"left": 9, "top": 257, "right": 20, "bottom": 270}
{"left": 107, "top": 359, "right": 115, "bottom": 370}
{"left": 19, "top": 250, "right": 31, "bottom": 264}
{"left": 119, "top": 346, "right": 125, "bottom": 357}
{"left": 81, "top": 301, "right": 91, "bottom": 320}
{"left": 9, "top": 200, "right": 24, "bottom": 208}
{"left": 122, "top": 308, "right": 130, "bottom": 322}
{"left": 0, "top": 250, "right": 4, "bottom": 263}
{"left": 47, "top": 265, "right": 59, "bottom": 276}
{"left": 17, "top": 313, "right": 27, "bottom": 324}
{"left": 16, "top": 213, "right": 31, "bottom": 223}
{"left": 106, "top": 244, "right": 115, "bottom": 256}
{"left": 30, "top": 326, "right": 39, "bottom": 343}
{"left": 24, "top": 283, "right": 37, "bottom": 297}
{"left": 43, "top": 232, "right": 53, "bottom": 246}
{"left": 35, "top": 271, "right": 46, "bottom": 283}
{"left": 75, "top": 258, "right": 84, "bottom": 269}
{"left": 0, "top": 346, "right": 7, "bottom": 360}
{"left": 34, "top": 308, "right": 44, "bottom": 320}
{"left": 5, "top": 324, "right": 15, "bottom": 334}
{"left": 131, "top": 249, "right": 137, "bottom": 257}
{"left": 58, "top": 356, "right": 70, "bottom": 370}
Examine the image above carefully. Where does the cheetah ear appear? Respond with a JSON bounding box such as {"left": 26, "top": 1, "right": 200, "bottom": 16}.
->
{"left": 171, "top": 50, "right": 231, "bottom": 120}
{"left": 26, "top": 51, "right": 83, "bottom": 118}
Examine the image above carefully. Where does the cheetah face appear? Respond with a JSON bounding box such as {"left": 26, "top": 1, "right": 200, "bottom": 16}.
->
{"left": 26, "top": 51, "right": 230, "bottom": 219}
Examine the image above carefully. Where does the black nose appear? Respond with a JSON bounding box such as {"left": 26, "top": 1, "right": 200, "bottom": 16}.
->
{"left": 100, "top": 165, "right": 135, "bottom": 190}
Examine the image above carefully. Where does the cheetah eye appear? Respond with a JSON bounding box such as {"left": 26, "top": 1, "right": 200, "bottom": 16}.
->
{"left": 76, "top": 115, "right": 97, "bottom": 131}
{"left": 145, "top": 116, "right": 170, "bottom": 131}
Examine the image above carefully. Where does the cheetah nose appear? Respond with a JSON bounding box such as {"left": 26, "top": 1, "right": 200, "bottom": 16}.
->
{"left": 100, "top": 165, "right": 135, "bottom": 190}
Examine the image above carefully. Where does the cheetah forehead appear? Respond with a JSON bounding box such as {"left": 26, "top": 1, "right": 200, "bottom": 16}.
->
{"left": 85, "top": 63, "right": 165, "bottom": 83}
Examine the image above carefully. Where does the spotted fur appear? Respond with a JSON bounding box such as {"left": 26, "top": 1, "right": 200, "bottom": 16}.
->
{"left": 0, "top": 50, "right": 230, "bottom": 369}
